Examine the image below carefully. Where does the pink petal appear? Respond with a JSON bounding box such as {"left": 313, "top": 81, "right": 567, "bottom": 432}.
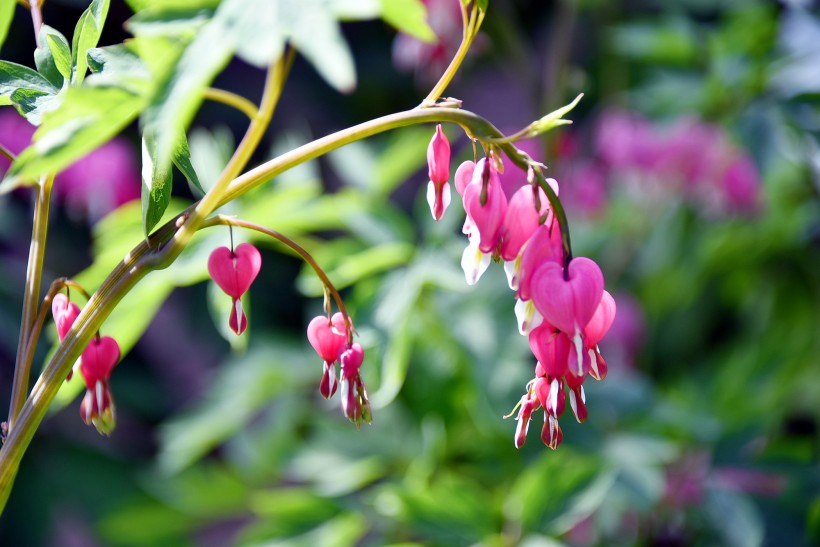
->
{"left": 427, "top": 124, "right": 450, "bottom": 184}
{"left": 207, "top": 243, "right": 262, "bottom": 299}
{"left": 307, "top": 315, "right": 346, "bottom": 363}
{"left": 80, "top": 336, "right": 121, "bottom": 389}
{"left": 531, "top": 257, "right": 605, "bottom": 335}
{"left": 584, "top": 290, "right": 616, "bottom": 346}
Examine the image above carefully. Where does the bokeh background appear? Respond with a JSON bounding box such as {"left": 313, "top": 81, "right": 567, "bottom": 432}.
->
{"left": 1, "top": 0, "right": 818, "bottom": 545}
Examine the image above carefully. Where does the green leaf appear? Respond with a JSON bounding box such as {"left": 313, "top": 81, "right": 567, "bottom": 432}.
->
{"left": 0, "top": 0, "right": 15, "bottom": 53}
{"left": 85, "top": 43, "right": 153, "bottom": 95}
{"left": 45, "top": 27, "right": 72, "bottom": 80}
{"left": 71, "top": 0, "right": 111, "bottom": 85}
{"left": 171, "top": 131, "right": 202, "bottom": 193}
{"left": 286, "top": 0, "right": 357, "bottom": 92}
{"left": 9, "top": 87, "right": 61, "bottom": 125}
{"left": 380, "top": 0, "right": 436, "bottom": 42}
{"left": 138, "top": 3, "right": 237, "bottom": 172}
{"left": 0, "top": 60, "right": 58, "bottom": 97}
{"left": 140, "top": 130, "right": 173, "bottom": 235}
{"left": 34, "top": 25, "right": 70, "bottom": 88}
{"left": 125, "top": 3, "right": 216, "bottom": 38}
{"left": 2, "top": 86, "right": 144, "bottom": 192}
{"left": 157, "top": 342, "right": 314, "bottom": 473}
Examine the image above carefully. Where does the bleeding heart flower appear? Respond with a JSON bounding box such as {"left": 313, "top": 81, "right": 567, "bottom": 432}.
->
{"left": 516, "top": 220, "right": 563, "bottom": 302}
{"left": 208, "top": 243, "right": 262, "bottom": 335}
{"left": 530, "top": 257, "right": 604, "bottom": 336}
{"left": 463, "top": 158, "right": 508, "bottom": 253}
{"left": 80, "top": 336, "right": 120, "bottom": 388}
{"left": 52, "top": 293, "right": 81, "bottom": 342}
{"left": 79, "top": 335, "right": 121, "bottom": 436}
{"left": 426, "top": 124, "right": 451, "bottom": 221}
{"left": 208, "top": 243, "right": 262, "bottom": 299}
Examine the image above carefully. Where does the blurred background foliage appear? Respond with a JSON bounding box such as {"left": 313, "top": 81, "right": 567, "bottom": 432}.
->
{"left": 1, "top": 0, "right": 819, "bottom": 545}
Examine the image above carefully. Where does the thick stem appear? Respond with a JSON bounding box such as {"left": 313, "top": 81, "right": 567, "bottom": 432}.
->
{"left": 8, "top": 177, "right": 53, "bottom": 429}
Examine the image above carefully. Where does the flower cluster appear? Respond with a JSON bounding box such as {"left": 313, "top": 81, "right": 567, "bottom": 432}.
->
{"left": 307, "top": 313, "right": 371, "bottom": 427}
{"left": 424, "top": 125, "right": 616, "bottom": 449}
{"left": 558, "top": 109, "right": 761, "bottom": 217}
{"left": 51, "top": 291, "right": 121, "bottom": 435}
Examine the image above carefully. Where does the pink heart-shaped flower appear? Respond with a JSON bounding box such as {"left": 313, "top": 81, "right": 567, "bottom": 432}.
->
{"left": 208, "top": 243, "right": 262, "bottom": 299}
{"left": 80, "top": 336, "right": 121, "bottom": 390}
{"left": 307, "top": 315, "right": 346, "bottom": 363}
{"left": 531, "top": 257, "right": 604, "bottom": 335}
{"left": 499, "top": 184, "right": 549, "bottom": 261}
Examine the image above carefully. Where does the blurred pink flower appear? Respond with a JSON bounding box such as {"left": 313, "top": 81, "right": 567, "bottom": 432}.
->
{"left": 591, "top": 109, "right": 762, "bottom": 217}
{"left": 0, "top": 110, "right": 140, "bottom": 223}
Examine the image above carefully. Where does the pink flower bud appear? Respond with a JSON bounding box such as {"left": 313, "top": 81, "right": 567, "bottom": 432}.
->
{"left": 340, "top": 343, "right": 364, "bottom": 378}
{"left": 52, "top": 293, "right": 80, "bottom": 342}
{"left": 427, "top": 124, "right": 450, "bottom": 184}
{"left": 499, "top": 184, "right": 549, "bottom": 261}
{"left": 463, "top": 159, "right": 508, "bottom": 253}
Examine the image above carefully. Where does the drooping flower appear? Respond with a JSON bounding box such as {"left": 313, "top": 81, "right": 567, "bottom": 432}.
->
{"left": 426, "top": 124, "right": 452, "bottom": 221}
{"left": 208, "top": 243, "right": 262, "bottom": 336}
{"left": 52, "top": 293, "right": 81, "bottom": 342}
{"left": 339, "top": 343, "right": 371, "bottom": 427}
{"left": 307, "top": 312, "right": 348, "bottom": 399}
{"left": 79, "top": 336, "right": 120, "bottom": 435}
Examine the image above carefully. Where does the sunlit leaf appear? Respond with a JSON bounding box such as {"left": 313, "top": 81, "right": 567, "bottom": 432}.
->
{"left": 34, "top": 25, "right": 70, "bottom": 88}
{"left": 0, "top": 0, "right": 13, "bottom": 53}
{"left": 380, "top": 0, "right": 436, "bottom": 42}
{"left": 71, "top": 0, "right": 111, "bottom": 85}
{"left": 140, "top": 130, "right": 173, "bottom": 235}
{"left": 0, "top": 60, "right": 58, "bottom": 97}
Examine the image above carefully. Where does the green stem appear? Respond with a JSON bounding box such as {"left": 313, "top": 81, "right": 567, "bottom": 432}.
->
{"left": 8, "top": 176, "right": 53, "bottom": 429}
{"left": 202, "top": 87, "right": 259, "bottom": 121}
{"left": 422, "top": 4, "right": 486, "bottom": 105}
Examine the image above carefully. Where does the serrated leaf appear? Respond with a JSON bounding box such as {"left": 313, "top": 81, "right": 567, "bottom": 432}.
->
{"left": 72, "top": 0, "right": 111, "bottom": 85}
{"left": 34, "top": 25, "right": 69, "bottom": 88}
{"left": 141, "top": 130, "right": 173, "bottom": 235}
{"left": 2, "top": 86, "right": 144, "bottom": 192}
{"left": 380, "top": 0, "right": 436, "bottom": 42}
{"left": 0, "top": 60, "right": 58, "bottom": 97}
{"left": 0, "top": 0, "right": 15, "bottom": 53}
